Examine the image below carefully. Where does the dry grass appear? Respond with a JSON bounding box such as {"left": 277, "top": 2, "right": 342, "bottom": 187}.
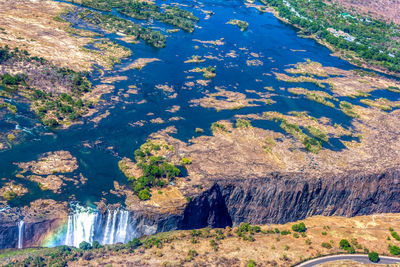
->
{"left": 70, "top": 213, "right": 400, "bottom": 267}
{"left": 0, "top": 0, "right": 130, "bottom": 71}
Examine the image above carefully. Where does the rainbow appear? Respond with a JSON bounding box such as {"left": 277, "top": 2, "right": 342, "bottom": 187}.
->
{"left": 40, "top": 218, "right": 68, "bottom": 247}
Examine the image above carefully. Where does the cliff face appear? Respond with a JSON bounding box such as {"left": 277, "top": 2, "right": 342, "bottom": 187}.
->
{"left": 179, "top": 168, "right": 400, "bottom": 227}
{"left": 0, "top": 223, "right": 18, "bottom": 249}
{"left": 0, "top": 218, "right": 63, "bottom": 249}
{"left": 0, "top": 169, "right": 399, "bottom": 249}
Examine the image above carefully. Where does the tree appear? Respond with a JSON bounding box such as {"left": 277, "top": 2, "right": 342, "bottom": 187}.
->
{"left": 92, "top": 240, "right": 102, "bottom": 249}
{"left": 138, "top": 188, "right": 151, "bottom": 200}
{"left": 339, "top": 239, "right": 351, "bottom": 250}
{"left": 368, "top": 251, "right": 379, "bottom": 263}
{"left": 292, "top": 222, "right": 307, "bottom": 232}
{"left": 79, "top": 241, "right": 92, "bottom": 250}
{"left": 390, "top": 245, "right": 400, "bottom": 256}
{"left": 126, "top": 238, "right": 142, "bottom": 250}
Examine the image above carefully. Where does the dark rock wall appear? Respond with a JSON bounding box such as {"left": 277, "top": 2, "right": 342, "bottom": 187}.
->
{"left": 204, "top": 169, "right": 400, "bottom": 225}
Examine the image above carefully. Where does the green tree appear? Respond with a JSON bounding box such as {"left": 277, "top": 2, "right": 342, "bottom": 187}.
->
{"left": 92, "top": 240, "right": 102, "bottom": 249}
{"left": 368, "top": 251, "right": 379, "bottom": 263}
{"left": 126, "top": 238, "right": 142, "bottom": 250}
{"left": 138, "top": 188, "right": 151, "bottom": 200}
{"left": 79, "top": 241, "right": 92, "bottom": 250}
{"left": 389, "top": 245, "right": 400, "bottom": 256}
{"left": 339, "top": 239, "right": 351, "bottom": 250}
{"left": 292, "top": 222, "right": 307, "bottom": 232}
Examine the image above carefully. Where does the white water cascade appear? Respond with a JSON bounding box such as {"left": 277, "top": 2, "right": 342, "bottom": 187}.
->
{"left": 17, "top": 220, "right": 24, "bottom": 249}
{"left": 63, "top": 204, "right": 132, "bottom": 247}
{"left": 115, "top": 210, "right": 129, "bottom": 243}
{"left": 64, "top": 206, "right": 99, "bottom": 247}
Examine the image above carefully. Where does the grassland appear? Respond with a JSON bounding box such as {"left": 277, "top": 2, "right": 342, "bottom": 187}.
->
{"left": 2, "top": 214, "right": 400, "bottom": 266}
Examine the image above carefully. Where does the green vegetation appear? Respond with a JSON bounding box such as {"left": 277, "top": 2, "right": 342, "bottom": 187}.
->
{"left": 387, "top": 86, "right": 400, "bottom": 93}
{"left": 70, "top": 0, "right": 198, "bottom": 32}
{"left": 0, "top": 46, "right": 12, "bottom": 63}
{"left": 288, "top": 88, "right": 337, "bottom": 108}
{"left": 0, "top": 73, "right": 26, "bottom": 91}
{"left": 291, "top": 222, "right": 306, "bottom": 232}
{"left": 390, "top": 229, "right": 400, "bottom": 241}
{"left": 211, "top": 122, "right": 228, "bottom": 133}
{"left": 389, "top": 245, "right": 400, "bottom": 256}
{"left": 236, "top": 118, "right": 252, "bottom": 128}
{"left": 360, "top": 98, "right": 392, "bottom": 111}
{"left": 247, "top": 259, "right": 256, "bottom": 267}
{"left": 2, "top": 190, "right": 17, "bottom": 201}
{"left": 180, "top": 157, "right": 192, "bottom": 165}
{"left": 79, "top": 241, "right": 92, "bottom": 250}
{"left": 127, "top": 141, "right": 181, "bottom": 200}
{"left": 339, "top": 101, "right": 359, "bottom": 118}
{"left": 259, "top": 0, "right": 400, "bottom": 73}
{"left": 305, "top": 93, "right": 335, "bottom": 108}
{"left": 236, "top": 223, "right": 261, "bottom": 241}
{"left": 306, "top": 126, "right": 328, "bottom": 143}
{"left": 280, "top": 230, "right": 291, "bottom": 235}
{"left": 186, "top": 249, "right": 198, "bottom": 261}
{"left": 69, "top": 9, "right": 166, "bottom": 48}
{"left": 321, "top": 242, "right": 332, "bottom": 249}
{"left": 0, "top": 46, "right": 93, "bottom": 127}
{"left": 0, "top": 102, "right": 17, "bottom": 114}
{"left": 203, "top": 66, "right": 216, "bottom": 79}
{"left": 368, "top": 251, "right": 379, "bottom": 263}
{"left": 227, "top": 19, "right": 249, "bottom": 31}
{"left": 278, "top": 119, "right": 322, "bottom": 153}
{"left": 339, "top": 239, "right": 355, "bottom": 253}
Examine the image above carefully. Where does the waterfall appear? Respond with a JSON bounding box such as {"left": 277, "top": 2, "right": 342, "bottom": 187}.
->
{"left": 64, "top": 205, "right": 100, "bottom": 247}
{"left": 108, "top": 209, "right": 119, "bottom": 244}
{"left": 115, "top": 210, "right": 129, "bottom": 243}
{"left": 17, "top": 220, "right": 24, "bottom": 249}
{"left": 102, "top": 208, "right": 112, "bottom": 244}
{"left": 62, "top": 203, "right": 134, "bottom": 247}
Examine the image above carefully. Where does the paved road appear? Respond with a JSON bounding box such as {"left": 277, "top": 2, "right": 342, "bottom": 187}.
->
{"left": 296, "top": 254, "right": 400, "bottom": 266}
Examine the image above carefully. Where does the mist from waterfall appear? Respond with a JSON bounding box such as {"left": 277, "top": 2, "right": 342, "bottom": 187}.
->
{"left": 62, "top": 204, "right": 133, "bottom": 247}
{"left": 17, "top": 220, "right": 24, "bottom": 249}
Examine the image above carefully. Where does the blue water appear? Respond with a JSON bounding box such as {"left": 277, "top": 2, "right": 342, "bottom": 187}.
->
{"left": 1, "top": 0, "right": 398, "bottom": 206}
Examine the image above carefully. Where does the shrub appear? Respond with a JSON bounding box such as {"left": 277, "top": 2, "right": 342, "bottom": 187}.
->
{"left": 247, "top": 259, "right": 256, "bottom": 267}
{"left": 138, "top": 189, "right": 151, "bottom": 200}
{"left": 389, "top": 245, "right": 400, "bottom": 256}
{"left": 292, "top": 222, "right": 306, "bottom": 232}
{"left": 339, "top": 239, "right": 351, "bottom": 250}
{"left": 280, "top": 230, "right": 291, "bottom": 235}
{"left": 92, "top": 240, "right": 102, "bottom": 249}
{"left": 181, "top": 157, "right": 191, "bottom": 165}
{"left": 368, "top": 251, "right": 379, "bottom": 263}
{"left": 391, "top": 231, "right": 400, "bottom": 241}
{"left": 188, "top": 250, "right": 198, "bottom": 257}
{"left": 236, "top": 119, "right": 251, "bottom": 128}
{"left": 143, "top": 237, "right": 162, "bottom": 249}
{"left": 211, "top": 122, "right": 227, "bottom": 133}
{"left": 321, "top": 242, "right": 332, "bottom": 249}
{"left": 3, "top": 190, "right": 17, "bottom": 201}
{"left": 79, "top": 241, "right": 92, "bottom": 250}
{"left": 126, "top": 238, "right": 142, "bottom": 250}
